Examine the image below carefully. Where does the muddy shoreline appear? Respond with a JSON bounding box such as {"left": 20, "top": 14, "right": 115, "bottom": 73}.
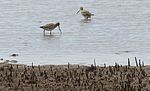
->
{"left": 0, "top": 59, "right": 150, "bottom": 91}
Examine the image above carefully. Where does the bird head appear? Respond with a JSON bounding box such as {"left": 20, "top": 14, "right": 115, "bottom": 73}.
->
{"left": 76, "top": 7, "right": 84, "bottom": 14}
{"left": 56, "top": 22, "right": 62, "bottom": 33}
{"left": 56, "top": 22, "right": 60, "bottom": 26}
{"left": 80, "top": 7, "right": 83, "bottom": 10}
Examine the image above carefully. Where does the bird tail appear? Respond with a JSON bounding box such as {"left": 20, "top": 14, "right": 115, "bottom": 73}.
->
{"left": 40, "top": 26, "right": 44, "bottom": 28}
{"left": 91, "top": 14, "right": 94, "bottom": 16}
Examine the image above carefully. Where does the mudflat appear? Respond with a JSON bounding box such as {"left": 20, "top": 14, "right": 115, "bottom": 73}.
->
{"left": 0, "top": 62, "right": 149, "bottom": 91}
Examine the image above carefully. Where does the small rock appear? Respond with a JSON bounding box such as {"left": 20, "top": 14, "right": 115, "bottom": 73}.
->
{"left": 0, "top": 58, "right": 3, "bottom": 60}
{"left": 5, "top": 60, "right": 9, "bottom": 63}
{"left": 11, "top": 54, "right": 19, "bottom": 57}
{"left": 10, "top": 60, "right": 18, "bottom": 63}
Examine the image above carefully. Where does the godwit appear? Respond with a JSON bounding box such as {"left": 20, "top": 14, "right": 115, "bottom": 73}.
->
{"left": 40, "top": 22, "right": 62, "bottom": 35}
{"left": 77, "top": 7, "right": 94, "bottom": 20}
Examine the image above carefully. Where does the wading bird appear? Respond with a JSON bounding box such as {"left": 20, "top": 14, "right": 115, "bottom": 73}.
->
{"left": 40, "top": 22, "right": 62, "bottom": 35}
{"left": 77, "top": 7, "right": 94, "bottom": 20}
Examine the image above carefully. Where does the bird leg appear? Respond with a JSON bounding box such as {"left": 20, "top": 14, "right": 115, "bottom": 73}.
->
{"left": 86, "top": 17, "right": 88, "bottom": 20}
{"left": 43, "top": 30, "right": 45, "bottom": 35}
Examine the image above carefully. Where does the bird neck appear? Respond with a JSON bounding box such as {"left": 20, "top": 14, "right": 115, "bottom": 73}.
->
{"left": 55, "top": 23, "right": 59, "bottom": 27}
{"left": 81, "top": 9, "right": 87, "bottom": 13}
{"left": 80, "top": 9, "right": 84, "bottom": 12}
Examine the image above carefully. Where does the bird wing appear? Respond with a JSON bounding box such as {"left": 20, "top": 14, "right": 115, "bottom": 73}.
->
{"left": 43, "top": 23, "right": 55, "bottom": 28}
{"left": 81, "top": 10, "right": 94, "bottom": 16}
{"left": 40, "top": 23, "right": 56, "bottom": 30}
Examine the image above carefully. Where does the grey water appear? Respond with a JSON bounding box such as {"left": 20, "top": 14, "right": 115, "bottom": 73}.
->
{"left": 0, "top": 0, "right": 150, "bottom": 65}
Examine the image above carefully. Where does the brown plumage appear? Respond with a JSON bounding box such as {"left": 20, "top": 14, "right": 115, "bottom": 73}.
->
{"left": 77, "top": 7, "right": 94, "bottom": 19}
{"left": 40, "top": 22, "right": 62, "bottom": 35}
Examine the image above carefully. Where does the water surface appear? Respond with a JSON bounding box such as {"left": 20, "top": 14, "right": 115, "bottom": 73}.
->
{"left": 0, "top": 0, "right": 150, "bottom": 65}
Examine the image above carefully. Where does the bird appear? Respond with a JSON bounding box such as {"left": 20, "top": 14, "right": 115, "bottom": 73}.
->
{"left": 40, "top": 22, "right": 62, "bottom": 35}
{"left": 77, "top": 7, "right": 94, "bottom": 20}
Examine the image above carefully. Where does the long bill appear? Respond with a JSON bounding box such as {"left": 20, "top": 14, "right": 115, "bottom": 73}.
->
{"left": 58, "top": 26, "right": 62, "bottom": 33}
{"left": 76, "top": 10, "right": 80, "bottom": 14}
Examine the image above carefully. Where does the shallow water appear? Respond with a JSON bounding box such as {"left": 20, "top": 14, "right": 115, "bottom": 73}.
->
{"left": 0, "top": 0, "right": 150, "bottom": 65}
